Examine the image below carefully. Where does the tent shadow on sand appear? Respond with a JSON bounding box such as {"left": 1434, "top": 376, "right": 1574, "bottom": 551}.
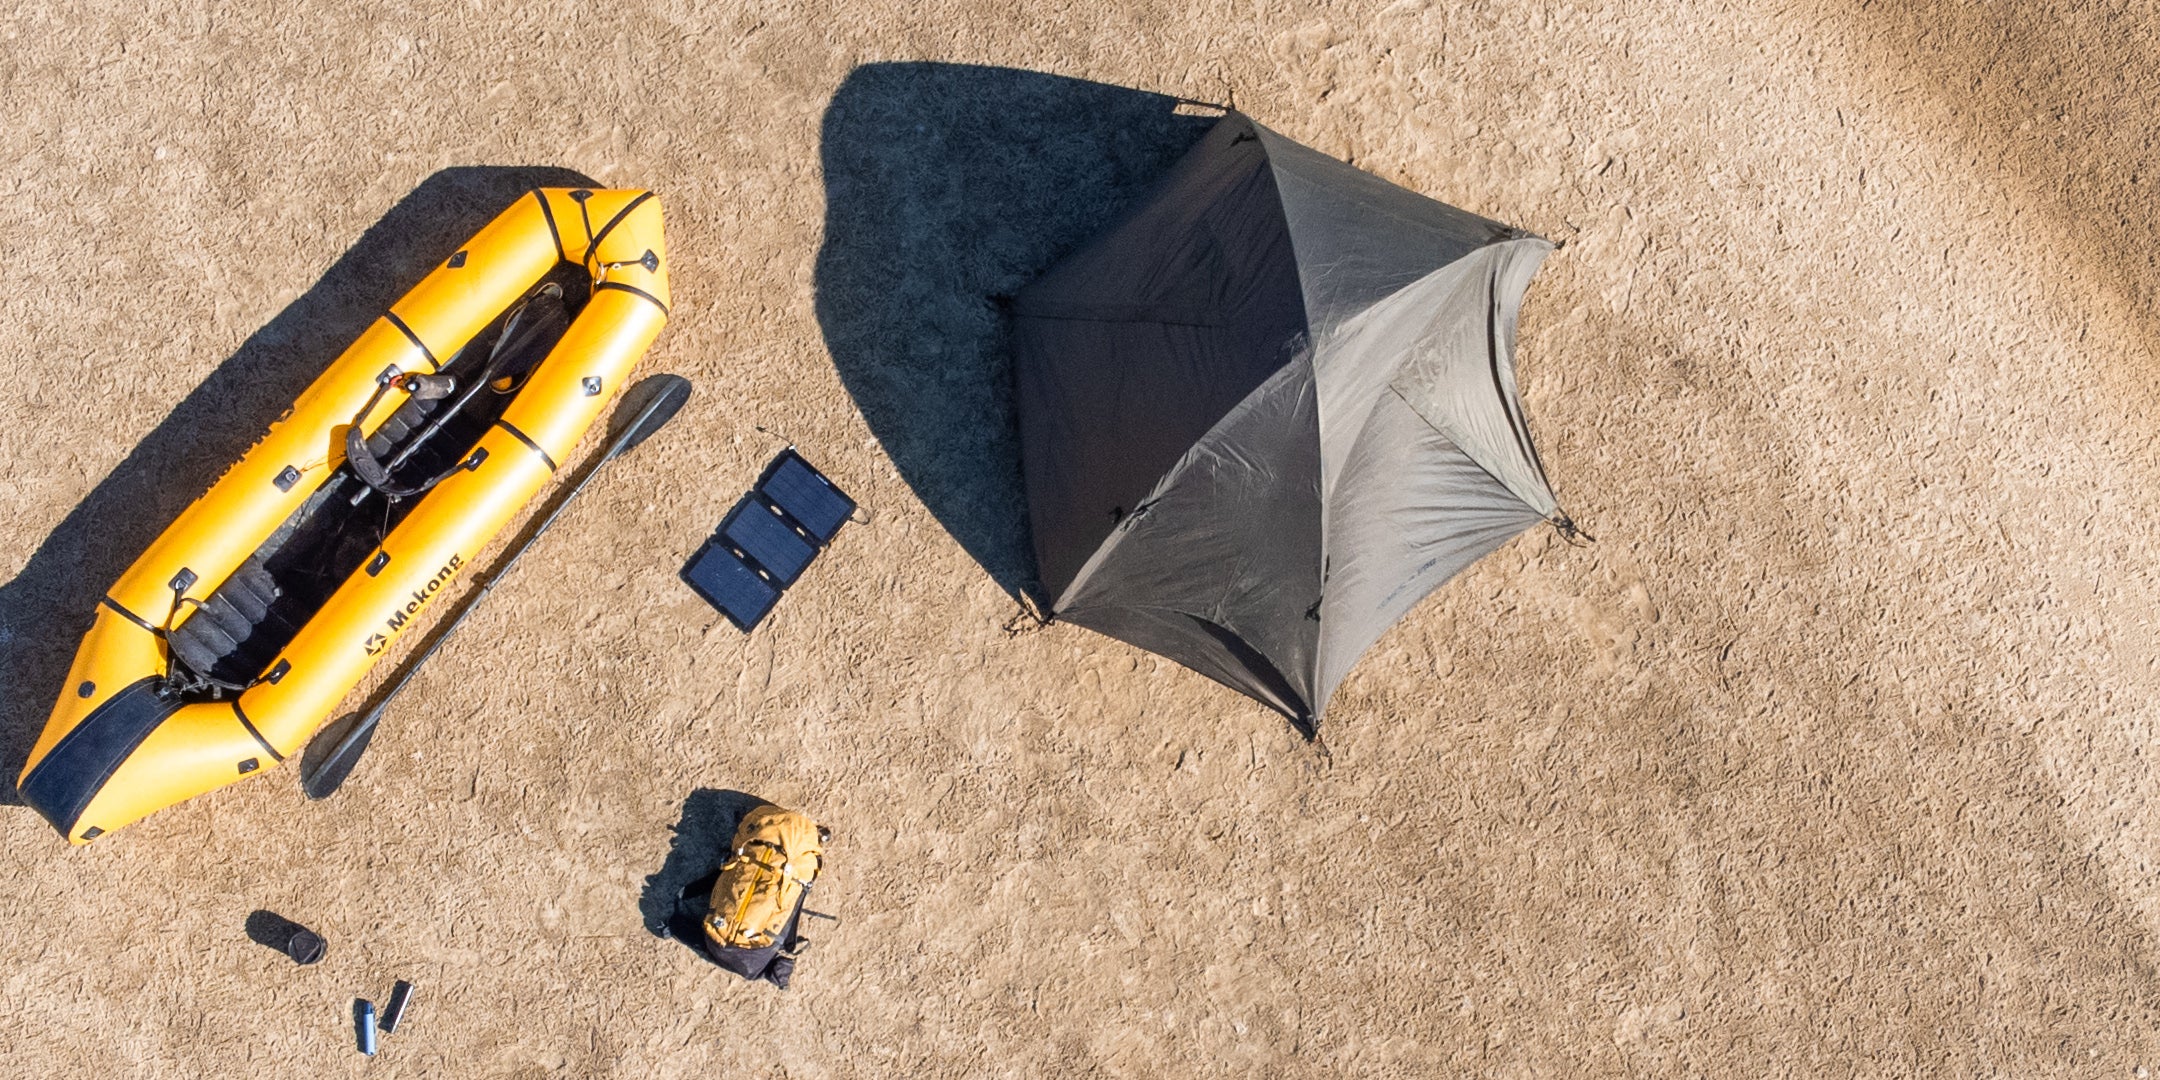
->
{"left": 0, "top": 165, "right": 593, "bottom": 807}
{"left": 813, "top": 62, "right": 1217, "bottom": 600}
{"left": 637, "top": 787, "right": 768, "bottom": 950}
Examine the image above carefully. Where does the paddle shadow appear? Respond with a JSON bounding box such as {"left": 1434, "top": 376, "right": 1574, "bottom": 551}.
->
{"left": 813, "top": 62, "right": 1216, "bottom": 601}
{"left": 639, "top": 787, "right": 768, "bottom": 946}
{"left": 0, "top": 165, "right": 594, "bottom": 806}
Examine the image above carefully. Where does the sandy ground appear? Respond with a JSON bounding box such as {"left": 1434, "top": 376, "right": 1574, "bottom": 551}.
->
{"left": 3, "top": 1, "right": 2160, "bottom": 1076}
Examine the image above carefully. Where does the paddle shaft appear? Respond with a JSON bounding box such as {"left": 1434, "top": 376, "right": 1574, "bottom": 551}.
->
{"left": 350, "top": 446, "right": 601, "bottom": 727}
{"left": 302, "top": 386, "right": 677, "bottom": 794}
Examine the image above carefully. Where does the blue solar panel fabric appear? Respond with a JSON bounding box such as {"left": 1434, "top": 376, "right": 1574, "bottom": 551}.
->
{"left": 680, "top": 542, "right": 780, "bottom": 632}
{"left": 722, "top": 500, "right": 817, "bottom": 586}
{"left": 758, "top": 450, "right": 854, "bottom": 544}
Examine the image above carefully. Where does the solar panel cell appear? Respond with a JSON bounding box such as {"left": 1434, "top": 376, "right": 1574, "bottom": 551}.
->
{"left": 759, "top": 451, "right": 854, "bottom": 543}
{"left": 723, "top": 501, "right": 817, "bottom": 585}
{"left": 681, "top": 543, "right": 780, "bottom": 632}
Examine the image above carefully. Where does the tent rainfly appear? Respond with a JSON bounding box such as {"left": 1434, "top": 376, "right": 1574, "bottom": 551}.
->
{"left": 1011, "top": 111, "right": 1572, "bottom": 735}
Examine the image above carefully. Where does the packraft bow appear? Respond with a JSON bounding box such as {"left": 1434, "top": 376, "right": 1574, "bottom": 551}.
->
{"left": 18, "top": 188, "right": 671, "bottom": 844}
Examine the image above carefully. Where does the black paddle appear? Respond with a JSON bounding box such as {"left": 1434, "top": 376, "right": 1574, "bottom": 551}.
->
{"left": 298, "top": 374, "right": 694, "bottom": 800}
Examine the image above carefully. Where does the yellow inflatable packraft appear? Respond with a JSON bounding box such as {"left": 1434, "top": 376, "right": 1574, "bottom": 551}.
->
{"left": 18, "top": 187, "right": 671, "bottom": 844}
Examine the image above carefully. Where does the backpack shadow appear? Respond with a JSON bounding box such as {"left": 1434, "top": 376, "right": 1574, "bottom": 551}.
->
{"left": 638, "top": 787, "right": 769, "bottom": 948}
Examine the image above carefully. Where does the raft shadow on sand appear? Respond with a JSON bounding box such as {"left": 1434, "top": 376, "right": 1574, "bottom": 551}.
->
{"left": 0, "top": 165, "right": 593, "bottom": 808}
{"left": 639, "top": 787, "right": 768, "bottom": 949}
{"left": 813, "top": 62, "right": 1217, "bottom": 602}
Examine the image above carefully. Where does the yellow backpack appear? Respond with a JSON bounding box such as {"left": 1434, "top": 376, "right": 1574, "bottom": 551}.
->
{"left": 704, "top": 804, "right": 825, "bottom": 955}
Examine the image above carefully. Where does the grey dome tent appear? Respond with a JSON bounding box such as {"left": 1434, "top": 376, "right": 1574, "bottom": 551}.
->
{"left": 1011, "top": 111, "right": 1571, "bottom": 735}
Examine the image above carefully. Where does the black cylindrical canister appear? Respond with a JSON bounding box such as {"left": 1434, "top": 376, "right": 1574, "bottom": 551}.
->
{"left": 288, "top": 929, "right": 326, "bottom": 966}
{"left": 244, "top": 910, "right": 326, "bottom": 966}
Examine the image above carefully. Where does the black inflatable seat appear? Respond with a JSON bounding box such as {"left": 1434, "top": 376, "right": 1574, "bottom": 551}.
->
{"left": 165, "top": 557, "right": 295, "bottom": 686}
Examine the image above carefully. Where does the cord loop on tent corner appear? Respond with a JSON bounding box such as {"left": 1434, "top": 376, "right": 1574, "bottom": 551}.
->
{"left": 1003, "top": 592, "right": 1051, "bottom": 637}
{"left": 1551, "top": 513, "right": 1595, "bottom": 546}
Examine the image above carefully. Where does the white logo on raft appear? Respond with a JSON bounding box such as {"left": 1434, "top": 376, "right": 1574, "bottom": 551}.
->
{"left": 363, "top": 553, "right": 464, "bottom": 655}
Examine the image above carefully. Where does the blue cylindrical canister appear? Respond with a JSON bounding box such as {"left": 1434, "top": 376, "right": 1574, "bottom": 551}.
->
{"left": 356, "top": 999, "right": 379, "bottom": 1056}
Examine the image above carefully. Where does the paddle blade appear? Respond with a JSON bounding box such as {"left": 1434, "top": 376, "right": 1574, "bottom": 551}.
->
{"left": 607, "top": 374, "right": 692, "bottom": 458}
{"left": 298, "top": 707, "right": 382, "bottom": 800}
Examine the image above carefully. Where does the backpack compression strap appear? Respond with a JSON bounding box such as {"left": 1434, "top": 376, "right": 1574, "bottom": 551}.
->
{"left": 711, "top": 840, "right": 816, "bottom": 944}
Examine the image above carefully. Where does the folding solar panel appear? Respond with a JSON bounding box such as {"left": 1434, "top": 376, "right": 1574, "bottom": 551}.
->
{"left": 681, "top": 448, "right": 854, "bottom": 633}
